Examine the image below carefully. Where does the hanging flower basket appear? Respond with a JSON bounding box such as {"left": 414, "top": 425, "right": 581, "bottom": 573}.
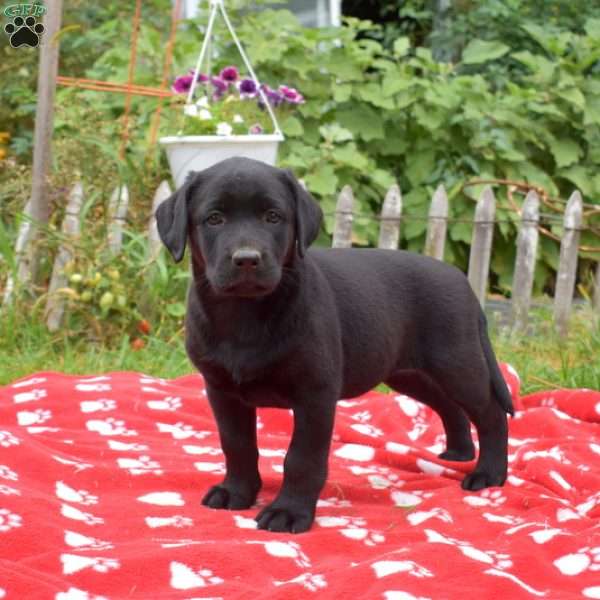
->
{"left": 160, "top": 0, "right": 299, "bottom": 186}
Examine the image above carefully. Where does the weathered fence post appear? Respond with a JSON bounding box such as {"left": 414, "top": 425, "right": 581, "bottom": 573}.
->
{"left": 424, "top": 184, "right": 448, "bottom": 261}
{"left": 148, "top": 181, "right": 172, "bottom": 259}
{"left": 377, "top": 184, "right": 402, "bottom": 249}
{"left": 2, "top": 202, "right": 32, "bottom": 308}
{"left": 45, "top": 181, "right": 84, "bottom": 331}
{"left": 467, "top": 186, "right": 496, "bottom": 307}
{"left": 12, "top": 0, "right": 64, "bottom": 293}
{"left": 553, "top": 191, "right": 583, "bottom": 336}
{"left": 510, "top": 190, "right": 540, "bottom": 333}
{"left": 332, "top": 186, "right": 354, "bottom": 248}
{"left": 594, "top": 262, "right": 600, "bottom": 321}
{"left": 107, "top": 185, "right": 129, "bottom": 254}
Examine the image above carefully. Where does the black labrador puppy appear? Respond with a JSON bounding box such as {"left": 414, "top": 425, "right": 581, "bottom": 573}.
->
{"left": 156, "top": 157, "right": 513, "bottom": 533}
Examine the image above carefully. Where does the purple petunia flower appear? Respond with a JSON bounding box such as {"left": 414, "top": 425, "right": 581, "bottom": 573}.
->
{"left": 239, "top": 78, "right": 258, "bottom": 98}
{"left": 279, "top": 85, "right": 305, "bottom": 104}
{"left": 194, "top": 71, "right": 209, "bottom": 83}
{"left": 220, "top": 66, "right": 239, "bottom": 83}
{"left": 249, "top": 124, "right": 264, "bottom": 134}
{"left": 260, "top": 84, "right": 283, "bottom": 107}
{"left": 171, "top": 74, "right": 194, "bottom": 94}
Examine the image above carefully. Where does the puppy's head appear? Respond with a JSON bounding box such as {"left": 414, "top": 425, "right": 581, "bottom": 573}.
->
{"left": 156, "top": 157, "right": 322, "bottom": 298}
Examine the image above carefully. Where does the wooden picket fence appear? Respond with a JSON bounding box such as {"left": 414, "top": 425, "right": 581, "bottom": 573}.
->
{"left": 3, "top": 179, "right": 598, "bottom": 336}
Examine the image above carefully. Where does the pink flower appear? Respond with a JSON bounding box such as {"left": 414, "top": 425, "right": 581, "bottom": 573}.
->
{"left": 171, "top": 74, "right": 194, "bottom": 94}
{"left": 279, "top": 85, "right": 304, "bottom": 104}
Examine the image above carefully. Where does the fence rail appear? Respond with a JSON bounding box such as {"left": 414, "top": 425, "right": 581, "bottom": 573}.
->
{"left": 3, "top": 179, "right": 599, "bottom": 336}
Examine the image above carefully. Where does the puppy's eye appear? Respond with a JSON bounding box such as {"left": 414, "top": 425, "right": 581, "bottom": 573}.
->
{"left": 264, "top": 210, "right": 282, "bottom": 224}
{"left": 205, "top": 212, "right": 225, "bottom": 226}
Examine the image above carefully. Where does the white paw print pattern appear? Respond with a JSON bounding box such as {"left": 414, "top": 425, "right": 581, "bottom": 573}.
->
{"left": 316, "top": 516, "right": 385, "bottom": 546}
{"left": 554, "top": 546, "right": 600, "bottom": 576}
{"left": 56, "top": 482, "right": 98, "bottom": 506}
{"left": 274, "top": 572, "right": 327, "bottom": 592}
{"left": 349, "top": 464, "right": 402, "bottom": 490}
{"left": 350, "top": 423, "right": 384, "bottom": 438}
{"left": 12, "top": 376, "right": 46, "bottom": 388}
{"left": 61, "top": 504, "right": 104, "bottom": 526}
{"left": 117, "top": 456, "right": 163, "bottom": 475}
{"left": 80, "top": 399, "right": 116, "bottom": 413}
{"left": 74, "top": 383, "right": 112, "bottom": 393}
{"left": 13, "top": 388, "right": 47, "bottom": 404}
{"left": 425, "top": 529, "right": 513, "bottom": 570}
{"left": 107, "top": 440, "right": 148, "bottom": 452}
{"left": 372, "top": 559, "right": 434, "bottom": 579}
{"left": 194, "top": 462, "right": 226, "bottom": 475}
{"left": 0, "top": 484, "right": 20, "bottom": 496}
{"left": 147, "top": 396, "right": 182, "bottom": 411}
{"left": 17, "top": 408, "right": 52, "bottom": 426}
{"left": 463, "top": 489, "right": 507, "bottom": 508}
{"left": 391, "top": 489, "right": 433, "bottom": 508}
{"left": 169, "top": 561, "right": 224, "bottom": 590}
{"left": 0, "top": 465, "right": 18, "bottom": 481}
{"left": 61, "top": 554, "right": 119, "bottom": 575}
{"left": 317, "top": 497, "right": 353, "bottom": 509}
{"left": 351, "top": 410, "right": 372, "bottom": 423}
{"left": 394, "top": 394, "right": 429, "bottom": 441}
{"left": 0, "top": 431, "right": 19, "bottom": 448}
{"left": 0, "top": 508, "right": 22, "bottom": 531}
{"left": 55, "top": 587, "right": 109, "bottom": 600}
{"left": 247, "top": 540, "right": 311, "bottom": 568}
{"left": 145, "top": 515, "right": 193, "bottom": 529}
{"left": 86, "top": 418, "right": 137, "bottom": 437}
{"left": 156, "top": 422, "right": 211, "bottom": 440}
{"left": 64, "top": 531, "right": 113, "bottom": 551}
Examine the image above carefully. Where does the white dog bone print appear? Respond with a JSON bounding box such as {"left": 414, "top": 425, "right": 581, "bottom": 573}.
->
{"left": 273, "top": 573, "right": 327, "bottom": 592}
{"left": 86, "top": 418, "right": 137, "bottom": 436}
{"left": 75, "top": 383, "right": 112, "bottom": 392}
{"left": 64, "top": 531, "right": 113, "bottom": 550}
{"left": 60, "top": 554, "right": 120, "bottom": 575}
{"left": 137, "top": 492, "right": 185, "bottom": 506}
{"left": 80, "top": 399, "right": 116, "bottom": 413}
{"left": 61, "top": 504, "right": 104, "bottom": 526}
{"left": 13, "top": 389, "right": 47, "bottom": 404}
{"left": 147, "top": 396, "right": 182, "bottom": 411}
{"left": 248, "top": 541, "right": 311, "bottom": 568}
{"left": 56, "top": 482, "right": 98, "bottom": 505}
{"left": 334, "top": 443, "right": 375, "bottom": 462}
{"left": 117, "top": 456, "right": 162, "bottom": 475}
{"left": 372, "top": 560, "right": 434, "bottom": 579}
{"left": 182, "top": 445, "right": 222, "bottom": 456}
{"left": 12, "top": 376, "right": 47, "bottom": 388}
{"left": 406, "top": 508, "right": 453, "bottom": 526}
{"left": 17, "top": 408, "right": 52, "bottom": 426}
{"left": 55, "top": 587, "right": 109, "bottom": 600}
{"left": 52, "top": 455, "right": 93, "bottom": 471}
{"left": 107, "top": 440, "right": 148, "bottom": 451}
{"left": 145, "top": 515, "right": 193, "bottom": 528}
{"left": 169, "top": 561, "right": 224, "bottom": 589}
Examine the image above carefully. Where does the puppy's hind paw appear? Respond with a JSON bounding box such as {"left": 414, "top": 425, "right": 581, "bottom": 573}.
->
{"left": 202, "top": 484, "right": 257, "bottom": 510}
{"left": 461, "top": 470, "right": 506, "bottom": 491}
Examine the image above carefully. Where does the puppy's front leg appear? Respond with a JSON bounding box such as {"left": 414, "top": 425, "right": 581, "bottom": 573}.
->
{"left": 202, "top": 385, "right": 262, "bottom": 510}
{"left": 256, "top": 398, "right": 336, "bottom": 533}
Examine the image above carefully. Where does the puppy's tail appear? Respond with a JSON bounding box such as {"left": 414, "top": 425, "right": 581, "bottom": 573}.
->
{"left": 479, "top": 311, "right": 515, "bottom": 416}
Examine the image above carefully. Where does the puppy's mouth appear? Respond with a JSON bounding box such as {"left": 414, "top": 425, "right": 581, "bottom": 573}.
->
{"left": 220, "top": 281, "right": 275, "bottom": 298}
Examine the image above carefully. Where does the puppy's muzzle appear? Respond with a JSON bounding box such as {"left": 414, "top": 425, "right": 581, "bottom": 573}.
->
{"left": 232, "top": 248, "right": 261, "bottom": 271}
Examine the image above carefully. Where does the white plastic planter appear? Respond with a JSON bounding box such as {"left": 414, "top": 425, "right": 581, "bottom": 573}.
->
{"left": 160, "top": 134, "right": 284, "bottom": 188}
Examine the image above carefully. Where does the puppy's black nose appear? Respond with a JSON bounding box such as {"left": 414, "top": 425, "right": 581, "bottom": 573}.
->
{"left": 232, "top": 249, "right": 261, "bottom": 269}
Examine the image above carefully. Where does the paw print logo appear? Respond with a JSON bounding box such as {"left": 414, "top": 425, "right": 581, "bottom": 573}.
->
{"left": 0, "top": 484, "right": 20, "bottom": 496}
{"left": 463, "top": 489, "right": 506, "bottom": 508}
{"left": 80, "top": 399, "right": 116, "bottom": 413}
{"left": 316, "top": 515, "right": 385, "bottom": 546}
{"left": 17, "top": 408, "right": 52, "bottom": 426}
{"left": 0, "top": 508, "right": 22, "bottom": 531}
{"left": 4, "top": 16, "right": 44, "bottom": 48}
{"left": 554, "top": 546, "right": 600, "bottom": 576}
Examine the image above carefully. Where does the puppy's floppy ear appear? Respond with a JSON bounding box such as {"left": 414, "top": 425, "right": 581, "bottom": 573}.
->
{"left": 281, "top": 169, "right": 323, "bottom": 258}
{"left": 155, "top": 172, "right": 200, "bottom": 262}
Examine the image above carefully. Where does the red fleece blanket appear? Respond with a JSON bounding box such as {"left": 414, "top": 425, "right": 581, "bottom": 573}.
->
{"left": 0, "top": 367, "right": 599, "bottom": 600}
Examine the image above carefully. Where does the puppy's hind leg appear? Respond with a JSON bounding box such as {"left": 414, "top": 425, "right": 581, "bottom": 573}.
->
{"left": 385, "top": 372, "right": 475, "bottom": 462}
{"left": 429, "top": 367, "right": 509, "bottom": 491}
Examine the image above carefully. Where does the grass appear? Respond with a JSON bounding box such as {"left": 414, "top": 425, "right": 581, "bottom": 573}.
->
{"left": 1, "top": 301, "right": 599, "bottom": 394}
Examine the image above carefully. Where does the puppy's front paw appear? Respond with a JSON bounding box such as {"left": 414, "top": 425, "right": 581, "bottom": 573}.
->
{"left": 255, "top": 500, "right": 314, "bottom": 533}
{"left": 202, "top": 482, "right": 259, "bottom": 510}
{"left": 461, "top": 469, "right": 507, "bottom": 491}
